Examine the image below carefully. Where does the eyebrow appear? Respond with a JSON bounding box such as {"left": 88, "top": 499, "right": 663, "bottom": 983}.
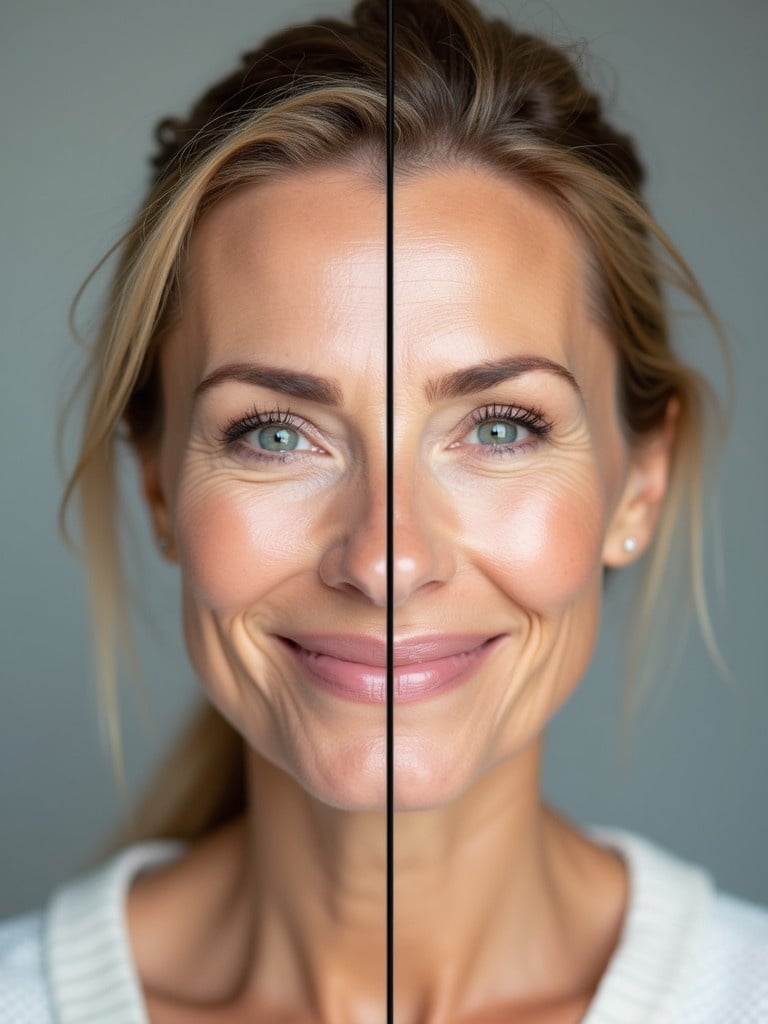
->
{"left": 424, "top": 355, "right": 582, "bottom": 403}
{"left": 194, "top": 361, "right": 344, "bottom": 406}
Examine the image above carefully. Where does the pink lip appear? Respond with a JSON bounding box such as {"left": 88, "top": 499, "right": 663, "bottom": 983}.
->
{"left": 278, "top": 633, "right": 505, "bottom": 704}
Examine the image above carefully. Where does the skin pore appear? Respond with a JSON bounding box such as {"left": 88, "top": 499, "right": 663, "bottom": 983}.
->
{"left": 130, "top": 165, "right": 674, "bottom": 1023}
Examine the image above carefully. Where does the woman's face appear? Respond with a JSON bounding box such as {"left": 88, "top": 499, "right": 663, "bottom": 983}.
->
{"left": 146, "top": 165, "right": 660, "bottom": 811}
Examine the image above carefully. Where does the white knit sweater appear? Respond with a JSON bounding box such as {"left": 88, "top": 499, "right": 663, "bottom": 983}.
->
{"left": 0, "top": 827, "right": 766, "bottom": 1022}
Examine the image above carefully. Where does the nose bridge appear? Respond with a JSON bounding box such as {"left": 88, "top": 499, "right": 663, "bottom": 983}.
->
{"left": 319, "top": 450, "right": 455, "bottom": 607}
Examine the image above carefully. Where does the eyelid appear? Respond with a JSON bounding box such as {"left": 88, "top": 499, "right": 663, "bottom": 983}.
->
{"left": 220, "top": 406, "right": 311, "bottom": 443}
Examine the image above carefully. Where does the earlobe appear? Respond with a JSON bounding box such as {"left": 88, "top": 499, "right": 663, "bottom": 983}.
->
{"left": 139, "top": 449, "right": 176, "bottom": 561}
{"left": 603, "top": 398, "right": 678, "bottom": 568}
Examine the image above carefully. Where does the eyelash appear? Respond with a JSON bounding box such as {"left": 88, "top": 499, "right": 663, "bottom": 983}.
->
{"left": 463, "top": 403, "right": 552, "bottom": 457}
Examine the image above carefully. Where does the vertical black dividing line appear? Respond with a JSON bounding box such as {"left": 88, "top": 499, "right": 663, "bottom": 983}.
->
{"left": 385, "top": 0, "right": 395, "bottom": 1021}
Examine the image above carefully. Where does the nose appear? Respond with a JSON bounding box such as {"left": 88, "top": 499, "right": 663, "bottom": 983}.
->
{"left": 318, "top": 472, "right": 456, "bottom": 608}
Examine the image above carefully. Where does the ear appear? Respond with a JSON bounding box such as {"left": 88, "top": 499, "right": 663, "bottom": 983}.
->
{"left": 138, "top": 446, "right": 177, "bottom": 562}
{"left": 602, "top": 398, "right": 678, "bottom": 568}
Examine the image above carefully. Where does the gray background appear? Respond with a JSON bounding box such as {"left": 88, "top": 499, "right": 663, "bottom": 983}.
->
{"left": 1, "top": 0, "right": 766, "bottom": 917}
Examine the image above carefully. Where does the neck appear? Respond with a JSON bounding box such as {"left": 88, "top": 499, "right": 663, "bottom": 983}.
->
{"left": 131, "top": 742, "right": 627, "bottom": 1022}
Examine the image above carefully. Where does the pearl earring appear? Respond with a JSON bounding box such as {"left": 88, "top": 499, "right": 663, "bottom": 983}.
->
{"left": 622, "top": 536, "right": 637, "bottom": 553}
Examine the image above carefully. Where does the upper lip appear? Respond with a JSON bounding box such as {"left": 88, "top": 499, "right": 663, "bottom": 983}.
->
{"left": 279, "top": 633, "right": 501, "bottom": 666}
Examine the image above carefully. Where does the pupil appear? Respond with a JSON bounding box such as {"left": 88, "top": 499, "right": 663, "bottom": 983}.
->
{"left": 260, "top": 425, "right": 299, "bottom": 451}
{"left": 479, "top": 420, "right": 517, "bottom": 444}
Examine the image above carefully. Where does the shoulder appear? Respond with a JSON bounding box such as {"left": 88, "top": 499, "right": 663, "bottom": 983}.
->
{"left": 0, "top": 911, "right": 55, "bottom": 1024}
{"left": 0, "top": 841, "right": 184, "bottom": 1024}
{"left": 587, "top": 825, "right": 768, "bottom": 1022}
{"left": 680, "top": 890, "right": 768, "bottom": 1021}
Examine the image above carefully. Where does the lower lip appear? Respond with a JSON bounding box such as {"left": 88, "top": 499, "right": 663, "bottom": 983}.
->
{"left": 278, "top": 635, "right": 504, "bottom": 704}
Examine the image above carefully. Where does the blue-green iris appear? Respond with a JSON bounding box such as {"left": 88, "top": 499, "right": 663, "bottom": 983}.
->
{"left": 257, "top": 425, "right": 300, "bottom": 451}
{"left": 477, "top": 420, "right": 519, "bottom": 444}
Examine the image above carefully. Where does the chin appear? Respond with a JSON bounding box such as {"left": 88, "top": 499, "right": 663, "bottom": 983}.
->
{"left": 392, "top": 736, "right": 480, "bottom": 812}
{"left": 281, "top": 734, "right": 475, "bottom": 813}
{"left": 289, "top": 735, "right": 390, "bottom": 811}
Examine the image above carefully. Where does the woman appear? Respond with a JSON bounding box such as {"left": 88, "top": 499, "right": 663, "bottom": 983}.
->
{"left": 1, "top": 0, "right": 766, "bottom": 1020}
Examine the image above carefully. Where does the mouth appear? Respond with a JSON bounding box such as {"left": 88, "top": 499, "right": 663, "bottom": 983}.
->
{"left": 276, "top": 633, "right": 506, "bottom": 704}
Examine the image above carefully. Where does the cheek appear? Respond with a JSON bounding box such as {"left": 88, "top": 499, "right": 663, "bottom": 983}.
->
{"left": 173, "top": 473, "right": 323, "bottom": 614}
{"left": 455, "top": 468, "right": 606, "bottom": 611}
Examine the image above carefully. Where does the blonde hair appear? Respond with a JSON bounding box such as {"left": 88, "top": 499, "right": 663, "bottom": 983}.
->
{"left": 62, "top": 0, "right": 727, "bottom": 844}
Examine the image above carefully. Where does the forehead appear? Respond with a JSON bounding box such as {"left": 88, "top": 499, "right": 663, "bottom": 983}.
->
{"left": 392, "top": 166, "right": 598, "bottom": 375}
{"left": 183, "top": 169, "right": 385, "bottom": 357}
{"left": 176, "top": 164, "right": 612, "bottom": 388}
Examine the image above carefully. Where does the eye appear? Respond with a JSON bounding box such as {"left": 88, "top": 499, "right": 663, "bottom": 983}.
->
{"left": 459, "top": 403, "right": 551, "bottom": 457}
{"left": 467, "top": 418, "right": 533, "bottom": 446}
{"left": 243, "top": 422, "right": 313, "bottom": 453}
{"left": 220, "top": 407, "right": 322, "bottom": 461}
